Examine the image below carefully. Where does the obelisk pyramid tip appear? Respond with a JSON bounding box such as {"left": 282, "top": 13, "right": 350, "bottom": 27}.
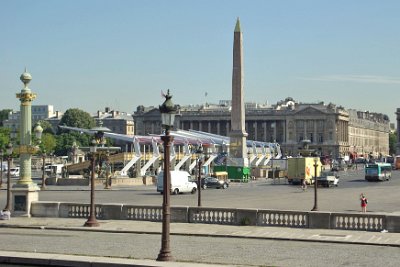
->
{"left": 235, "top": 17, "right": 241, "bottom": 32}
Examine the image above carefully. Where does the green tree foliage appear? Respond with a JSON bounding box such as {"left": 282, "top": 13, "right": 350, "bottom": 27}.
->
{"left": 39, "top": 133, "right": 57, "bottom": 154}
{"left": 0, "top": 109, "right": 12, "bottom": 126}
{"left": 59, "top": 108, "right": 95, "bottom": 129}
{"left": 56, "top": 108, "right": 96, "bottom": 156}
{"left": 389, "top": 132, "right": 397, "bottom": 155}
{"left": 0, "top": 127, "right": 11, "bottom": 150}
{"left": 54, "top": 132, "right": 91, "bottom": 156}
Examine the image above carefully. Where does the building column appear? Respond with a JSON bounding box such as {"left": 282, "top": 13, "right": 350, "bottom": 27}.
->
{"left": 254, "top": 122, "right": 258, "bottom": 140}
{"left": 263, "top": 122, "right": 267, "bottom": 142}
{"left": 314, "top": 120, "right": 317, "bottom": 144}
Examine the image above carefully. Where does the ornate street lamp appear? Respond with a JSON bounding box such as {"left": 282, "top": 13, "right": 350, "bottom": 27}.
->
{"left": 0, "top": 149, "right": 3, "bottom": 188}
{"left": 41, "top": 150, "right": 46, "bottom": 190}
{"left": 84, "top": 123, "right": 110, "bottom": 227}
{"left": 84, "top": 139, "right": 99, "bottom": 227}
{"left": 33, "top": 122, "right": 43, "bottom": 144}
{"left": 104, "top": 153, "right": 111, "bottom": 189}
{"left": 157, "top": 90, "right": 177, "bottom": 262}
{"left": 33, "top": 122, "right": 46, "bottom": 190}
{"left": 196, "top": 146, "right": 203, "bottom": 207}
{"left": 311, "top": 157, "right": 319, "bottom": 211}
{"left": 4, "top": 143, "right": 13, "bottom": 211}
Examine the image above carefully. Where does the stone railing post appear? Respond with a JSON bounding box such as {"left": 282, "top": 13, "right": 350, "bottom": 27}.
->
{"left": 308, "top": 211, "right": 331, "bottom": 229}
{"left": 237, "top": 208, "right": 258, "bottom": 226}
{"left": 171, "top": 206, "right": 189, "bottom": 223}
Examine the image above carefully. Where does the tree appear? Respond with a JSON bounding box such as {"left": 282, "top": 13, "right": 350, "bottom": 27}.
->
{"left": 39, "top": 133, "right": 57, "bottom": 154}
{"left": 59, "top": 108, "right": 95, "bottom": 129}
{"left": 56, "top": 108, "right": 96, "bottom": 156}
{"left": 0, "top": 127, "right": 11, "bottom": 150}
{"left": 0, "top": 109, "right": 12, "bottom": 126}
{"left": 54, "top": 132, "right": 91, "bottom": 156}
{"left": 389, "top": 132, "right": 397, "bottom": 155}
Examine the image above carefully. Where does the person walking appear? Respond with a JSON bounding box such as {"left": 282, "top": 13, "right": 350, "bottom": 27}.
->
{"left": 360, "top": 193, "right": 368, "bottom": 213}
{"left": 301, "top": 179, "right": 307, "bottom": 191}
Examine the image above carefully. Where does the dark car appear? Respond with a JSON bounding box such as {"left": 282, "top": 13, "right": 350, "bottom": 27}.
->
{"left": 201, "top": 177, "right": 229, "bottom": 189}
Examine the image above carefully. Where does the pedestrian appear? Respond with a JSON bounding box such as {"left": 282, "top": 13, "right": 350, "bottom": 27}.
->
{"left": 302, "top": 179, "right": 307, "bottom": 191}
{"left": 360, "top": 193, "right": 368, "bottom": 213}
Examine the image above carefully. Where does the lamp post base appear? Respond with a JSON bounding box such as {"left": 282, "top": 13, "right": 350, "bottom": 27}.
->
{"left": 11, "top": 184, "right": 39, "bottom": 217}
{"left": 84, "top": 218, "right": 100, "bottom": 227}
{"left": 156, "top": 251, "right": 174, "bottom": 262}
{"left": 311, "top": 207, "right": 318, "bottom": 211}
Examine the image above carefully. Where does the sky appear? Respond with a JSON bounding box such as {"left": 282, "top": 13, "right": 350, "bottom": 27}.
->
{"left": 1, "top": 1, "right": 400, "bottom": 122}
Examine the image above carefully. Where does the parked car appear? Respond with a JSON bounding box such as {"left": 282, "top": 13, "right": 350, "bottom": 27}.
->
{"left": 201, "top": 177, "right": 229, "bottom": 189}
{"left": 317, "top": 171, "right": 339, "bottom": 187}
{"left": 9, "top": 167, "right": 20, "bottom": 177}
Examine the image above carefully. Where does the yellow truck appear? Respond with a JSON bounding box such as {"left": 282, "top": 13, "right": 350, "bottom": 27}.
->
{"left": 287, "top": 157, "right": 322, "bottom": 185}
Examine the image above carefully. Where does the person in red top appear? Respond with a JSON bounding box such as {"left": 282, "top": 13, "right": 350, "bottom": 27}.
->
{"left": 360, "top": 193, "right": 368, "bottom": 213}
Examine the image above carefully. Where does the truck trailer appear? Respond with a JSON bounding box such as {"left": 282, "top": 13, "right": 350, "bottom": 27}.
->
{"left": 287, "top": 157, "right": 322, "bottom": 185}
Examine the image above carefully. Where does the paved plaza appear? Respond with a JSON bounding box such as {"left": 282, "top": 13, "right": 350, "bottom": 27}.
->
{"left": 3, "top": 167, "right": 399, "bottom": 213}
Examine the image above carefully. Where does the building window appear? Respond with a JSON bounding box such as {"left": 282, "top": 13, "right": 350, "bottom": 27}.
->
{"left": 308, "top": 133, "right": 313, "bottom": 143}
{"left": 296, "top": 120, "right": 304, "bottom": 128}
{"left": 318, "top": 133, "right": 323, "bottom": 143}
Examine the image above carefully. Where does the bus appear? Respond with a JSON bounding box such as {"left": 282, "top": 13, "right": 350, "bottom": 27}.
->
{"left": 365, "top": 163, "right": 392, "bottom": 181}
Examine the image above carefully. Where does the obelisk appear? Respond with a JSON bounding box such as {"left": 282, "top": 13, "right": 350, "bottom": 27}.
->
{"left": 229, "top": 18, "right": 248, "bottom": 167}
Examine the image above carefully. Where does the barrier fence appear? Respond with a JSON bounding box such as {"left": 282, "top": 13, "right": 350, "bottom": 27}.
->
{"left": 30, "top": 202, "right": 400, "bottom": 232}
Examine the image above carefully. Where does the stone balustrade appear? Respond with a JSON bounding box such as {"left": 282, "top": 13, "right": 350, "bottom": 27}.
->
{"left": 30, "top": 201, "right": 400, "bottom": 232}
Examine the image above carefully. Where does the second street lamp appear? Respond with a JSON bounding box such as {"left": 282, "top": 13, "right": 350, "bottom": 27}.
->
{"left": 4, "top": 143, "right": 13, "bottom": 212}
{"left": 157, "top": 90, "right": 176, "bottom": 262}
{"left": 84, "top": 122, "right": 113, "bottom": 227}
{"left": 41, "top": 150, "right": 46, "bottom": 190}
{"left": 84, "top": 139, "right": 99, "bottom": 227}
{"left": 0, "top": 149, "right": 3, "bottom": 188}
{"left": 104, "top": 153, "right": 111, "bottom": 189}
{"left": 311, "top": 157, "right": 319, "bottom": 211}
{"left": 196, "top": 146, "right": 203, "bottom": 207}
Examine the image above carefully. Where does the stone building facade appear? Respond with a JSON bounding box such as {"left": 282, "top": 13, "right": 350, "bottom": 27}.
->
{"left": 95, "top": 107, "right": 134, "bottom": 135}
{"left": 4, "top": 105, "right": 61, "bottom": 133}
{"left": 348, "top": 109, "right": 390, "bottom": 158}
{"left": 133, "top": 98, "right": 390, "bottom": 159}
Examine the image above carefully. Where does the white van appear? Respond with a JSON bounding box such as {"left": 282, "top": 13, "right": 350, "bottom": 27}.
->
{"left": 45, "top": 164, "right": 65, "bottom": 177}
{"left": 157, "top": 170, "right": 197, "bottom": 195}
{"left": 9, "top": 167, "right": 20, "bottom": 177}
